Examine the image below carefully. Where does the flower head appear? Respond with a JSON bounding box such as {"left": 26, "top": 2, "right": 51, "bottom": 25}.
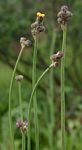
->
{"left": 57, "top": 5, "right": 72, "bottom": 25}
{"left": 16, "top": 119, "right": 28, "bottom": 134}
{"left": 50, "top": 51, "right": 64, "bottom": 62}
{"left": 20, "top": 37, "right": 32, "bottom": 49}
{"left": 31, "top": 12, "right": 45, "bottom": 38}
{"left": 36, "top": 12, "right": 45, "bottom": 24}
{"left": 37, "top": 12, "right": 45, "bottom": 18}
{"left": 50, "top": 51, "right": 64, "bottom": 67}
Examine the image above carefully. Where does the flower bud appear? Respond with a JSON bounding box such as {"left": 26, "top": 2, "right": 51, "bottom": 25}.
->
{"left": 61, "top": 5, "right": 68, "bottom": 12}
{"left": 57, "top": 5, "right": 72, "bottom": 25}
{"left": 16, "top": 120, "right": 22, "bottom": 128}
{"left": 50, "top": 61, "right": 59, "bottom": 68}
{"left": 56, "top": 51, "right": 64, "bottom": 58}
{"left": 20, "top": 37, "right": 32, "bottom": 48}
{"left": 31, "top": 12, "right": 45, "bottom": 37}
{"left": 36, "top": 25, "right": 45, "bottom": 33}
{"left": 36, "top": 12, "right": 45, "bottom": 23}
{"left": 50, "top": 51, "right": 64, "bottom": 62}
{"left": 31, "top": 21, "right": 38, "bottom": 29}
{"left": 25, "top": 40, "right": 32, "bottom": 46}
{"left": 53, "top": 61, "right": 59, "bottom": 67}
{"left": 16, "top": 119, "right": 28, "bottom": 134}
{"left": 50, "top": 51, "right": 63, "bottom": 68}
{"left": 15, "top": 75, "right": 23, "bottom": 81}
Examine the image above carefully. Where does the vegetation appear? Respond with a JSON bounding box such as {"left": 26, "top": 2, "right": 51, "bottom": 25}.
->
{"left": 0, "top": 0, "right": 82, "bottom": 150}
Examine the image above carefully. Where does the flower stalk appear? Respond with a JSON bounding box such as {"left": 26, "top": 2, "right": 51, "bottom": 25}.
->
{"left": 28, "top": 64, "right": 53, "bottom": 150}
{"left": 32, "top": 35, "right": 39, "bottom": 150}
{"left": 27, "top": 35, "right": 39, "bottom": 150}
{"left": 9, "top": 37, "right": 31, "bottom": 150}
{"left": 9, "top": 46, "right": 24, "bottom": 150}
{"left": 18, "top": 81, "right": 25, "bottom": 150}
{"left": 28, "top": 12, "right": 45, "bottom": 150}
{"left": 27, "top": 50, "right": 63, "bottom": 150}
{"left": 57, "top": 6, "right": 72, "bottom": 150}
{"left": 48, "top": 29, "right": 57, "bottom": 150}
{"left": 61, "top": 25, "right": 67, "bottom": 150}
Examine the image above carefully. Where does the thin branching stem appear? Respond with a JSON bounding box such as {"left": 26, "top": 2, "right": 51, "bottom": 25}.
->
{"left": 61, "top": 25, "right": 67, "bottom": 150}
{"left": 9, "top": 47, "right": 24, "bottom": 150}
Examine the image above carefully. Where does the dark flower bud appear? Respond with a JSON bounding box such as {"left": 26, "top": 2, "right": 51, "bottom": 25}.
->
{"left": 15, "top": 75, "right": 23, "bottom": 81}
{"left": 36, "top": 25, "right": 45, "bottom": 33}
{"left": 50, "top": 51, "right": 63, "bottom": 68}
{"left": 50, "top": 51, "right": 63, "bottom": 62}
{"left": 36, "top": 16, "right": 44, "bottom": 24}
{"left": 50, "top": 61, "right": 59, "bottom": 68}
{"left": 53, "top": 61, "right": 59, "bottom": 67}
{"left": 50, "top": 54, "right": 58, "bottom": 62}
{"left": 57, "top": 5, "right": 72, "bottom": 25}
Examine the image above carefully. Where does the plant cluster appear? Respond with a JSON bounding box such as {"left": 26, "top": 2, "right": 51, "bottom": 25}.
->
{"left": 8, "top": 5, "right": 72, "bottom": 150}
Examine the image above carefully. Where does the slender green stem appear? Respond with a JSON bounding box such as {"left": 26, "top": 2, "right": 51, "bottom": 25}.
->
{"left": 32, "top": 36, "right": 39, "bottom": 150}
{"left": 27, "top": 36, "right": 39, "bottom": 150}
{"left": 9, "top": 47, "right": 24, "bottom": 150}
{"left": 22, "top": 130, "right": 25, "bottom": 150}
{"left": 61, "top": 25, "right": 67, "bottom": 150}
{"left": 18, "top": 82, "right": 25, "bottom": 150}
{"left": 18, "top": 82, "right": 23, "bottom": 120}
{"left": 23, "top": 134, "right": 25, "bottom": 150}
{"left": 28, "top": 65, "right": 52, "bottom": 150}
{"left": 49, "top": 30, "right": 56, "bottom": 150}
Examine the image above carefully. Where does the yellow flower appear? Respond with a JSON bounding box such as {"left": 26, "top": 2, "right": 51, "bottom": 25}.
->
{"left": 37, "top": 12, "right": 45, "bottom": 17}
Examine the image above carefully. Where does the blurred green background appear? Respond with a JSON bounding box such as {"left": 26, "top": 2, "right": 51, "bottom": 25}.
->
{"left": 0, "top": 0, "right": 82, "bottom": 149}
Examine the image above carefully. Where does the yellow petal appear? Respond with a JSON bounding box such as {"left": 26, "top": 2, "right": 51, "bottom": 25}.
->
{"left": 37, "top": 12, "right": 45, "bottom": 17}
